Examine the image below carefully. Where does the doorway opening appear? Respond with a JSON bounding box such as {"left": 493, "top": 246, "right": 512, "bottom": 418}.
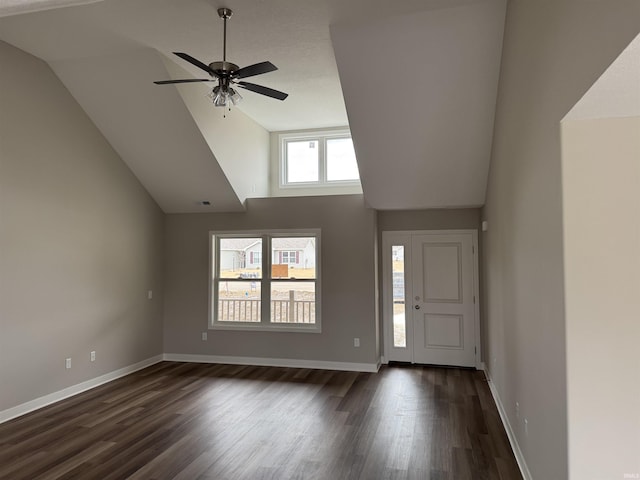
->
{"left": 382, "top": 230, "right": 481, "bottom": 368}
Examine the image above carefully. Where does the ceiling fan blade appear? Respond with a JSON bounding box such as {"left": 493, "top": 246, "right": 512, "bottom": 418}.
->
{"left": 173, "top": 52, "right": 216, "bottom": 76}
{"left": 237, "top": 81, "right": 288, "bottom": 101}
{"left": 154, "top": 79, "right": 215, "bottom": 85}
{"left": 234, "top": 61, "right": 278, "bottom": 79}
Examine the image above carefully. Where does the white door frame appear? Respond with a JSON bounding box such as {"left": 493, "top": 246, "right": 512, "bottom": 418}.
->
{"left": 381, "top": 229, "right": 482, "bottom": 369}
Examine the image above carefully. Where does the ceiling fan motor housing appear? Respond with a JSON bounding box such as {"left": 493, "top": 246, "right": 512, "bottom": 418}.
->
{"left": 209, "top": 61, "right": 239, "bottom": 77}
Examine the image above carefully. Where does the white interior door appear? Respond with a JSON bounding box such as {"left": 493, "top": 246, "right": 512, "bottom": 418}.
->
{"left": 383, "top": 231, "right": 479, "bottom": 368}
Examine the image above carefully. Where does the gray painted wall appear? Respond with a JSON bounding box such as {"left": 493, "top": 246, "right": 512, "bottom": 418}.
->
{"left": 0, "top": 41, "right": 165, "bottom": 412}
{"left": 163, "top": 195, "right": 379, "bottom": 366}
{"left": 482, "top": 2, "right": 640, "bottom": 479}
{"left": 377, "top": 208, "right": 480, "bottom": 232}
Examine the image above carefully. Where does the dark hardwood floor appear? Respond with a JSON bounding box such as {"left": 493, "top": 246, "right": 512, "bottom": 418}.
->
{"left": 0, "top": 362, "right": 522, "bottom": 480}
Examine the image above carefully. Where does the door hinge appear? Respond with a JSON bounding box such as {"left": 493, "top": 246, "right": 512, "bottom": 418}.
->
{"left": 472, "top": 245, "right": 475, "bottom": 254}
{"left": 475, "top": 346, "right": 477, "bottom": 354}
{"left": 473, "top": 295, "right": 476, "bottom": 304}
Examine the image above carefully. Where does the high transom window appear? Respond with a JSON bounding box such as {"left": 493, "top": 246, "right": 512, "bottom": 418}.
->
{"left": 280, "top": 131, "right": 360, "bottom": 187}
{"left": 210, "top": 230, "right": 321, "bottom": 332}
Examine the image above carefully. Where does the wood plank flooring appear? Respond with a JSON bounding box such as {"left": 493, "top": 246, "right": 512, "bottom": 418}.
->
{"left": 0, "top": 362, "right": 522, "bottom": 480}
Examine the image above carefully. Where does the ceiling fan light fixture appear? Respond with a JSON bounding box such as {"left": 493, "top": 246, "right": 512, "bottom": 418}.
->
{"left": 213, "top": 93, "right": 227, "bottom": 107}
{"left": 229, "top": 87, "right": 242, "bottom": 105}
{"left": 209, "top": 84, "right": 242, "bottom": 108}
{"left": 210, "top": 85, "right": 226, "bottom": 107}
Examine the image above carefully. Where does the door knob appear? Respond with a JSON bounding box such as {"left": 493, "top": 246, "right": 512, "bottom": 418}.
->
{"left": 414, "top": 305, "right": 420, "bottom": 310}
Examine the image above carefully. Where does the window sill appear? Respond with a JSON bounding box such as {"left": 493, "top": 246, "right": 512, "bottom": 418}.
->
{"left": 210, "top": 323, "right": 321, "bottom": 334}
{"left": 279, "top": 181, "right": 361, "bottom": 189}
{"left": 271, "top": 184, "right": 363, "bottom": 198}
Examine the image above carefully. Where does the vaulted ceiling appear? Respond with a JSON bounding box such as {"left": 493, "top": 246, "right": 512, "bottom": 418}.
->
{"left": 0, "top": 0, "right": 506, "bottom": 213}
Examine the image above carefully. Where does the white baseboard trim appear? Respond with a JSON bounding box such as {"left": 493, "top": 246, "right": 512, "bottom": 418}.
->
{"left": 163, "top": 353, "right": 380, "bottom": 373}
{"left": 485, "top": 370, "right": 533, "bottom": 480}
{"left": 0, "top": 354, "right": 163, "bottom": 424}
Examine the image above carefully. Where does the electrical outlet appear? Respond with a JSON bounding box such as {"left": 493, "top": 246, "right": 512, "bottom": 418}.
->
{"left": 201, "top": 332, "right": 208, "bottom": 341}
{"left": 65, "top": 358, "right": 72, "bottom": 369}
{"left": 354, "top": 338, "right": 360, "bottom": 347}
{"left": 524, "top": 418, "right": 529, "bottom": 436}
{"left": 90, "top": 351, "right": 96, "bottom": 362}
{"left": 515, "top": 402, "right": 520, "bottom": 419}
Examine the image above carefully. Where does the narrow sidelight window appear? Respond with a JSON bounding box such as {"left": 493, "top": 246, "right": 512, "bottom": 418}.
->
{"left": 392, "top": 245, "right": 407, "bottom": 348}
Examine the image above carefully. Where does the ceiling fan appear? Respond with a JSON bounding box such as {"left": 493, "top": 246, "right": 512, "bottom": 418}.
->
{"left": 154, "top": 7, "right": 288, "bottom": 108}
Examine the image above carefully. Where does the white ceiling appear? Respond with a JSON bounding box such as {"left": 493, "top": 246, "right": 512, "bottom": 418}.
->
{"left": 332, "top": 0, "right": 506, "bottom": 209}
{"left": 0, "top": 0, "right": 507, "bottom": 212}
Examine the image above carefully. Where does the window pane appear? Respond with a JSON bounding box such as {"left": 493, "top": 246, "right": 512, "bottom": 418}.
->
{"left": 219, "top": 238, "right": 262, "bottom": 279}
{"left": 271, "top": 282, "right": 315, "bottom": 324}
{"left": 287, "top": 140, "right": 319, "bottom": 183}
{"left": 271, "top": 237, "right": 316, "bottom": 279}
{"left": 326, "top": 138, "right": 359, "bottom": 182}
{"left": 217, "top": 281, "right": 261, "bottom": 322}
{"left": 392, "top": 246, "right": 406, "bottom": 348}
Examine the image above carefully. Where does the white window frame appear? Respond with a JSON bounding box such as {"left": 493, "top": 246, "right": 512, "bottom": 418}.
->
{"left": 209, "top": 229, "right": 321, "bottom": 333}
{"left": 279, "top": 130, "right": 360, "bottom": 188}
